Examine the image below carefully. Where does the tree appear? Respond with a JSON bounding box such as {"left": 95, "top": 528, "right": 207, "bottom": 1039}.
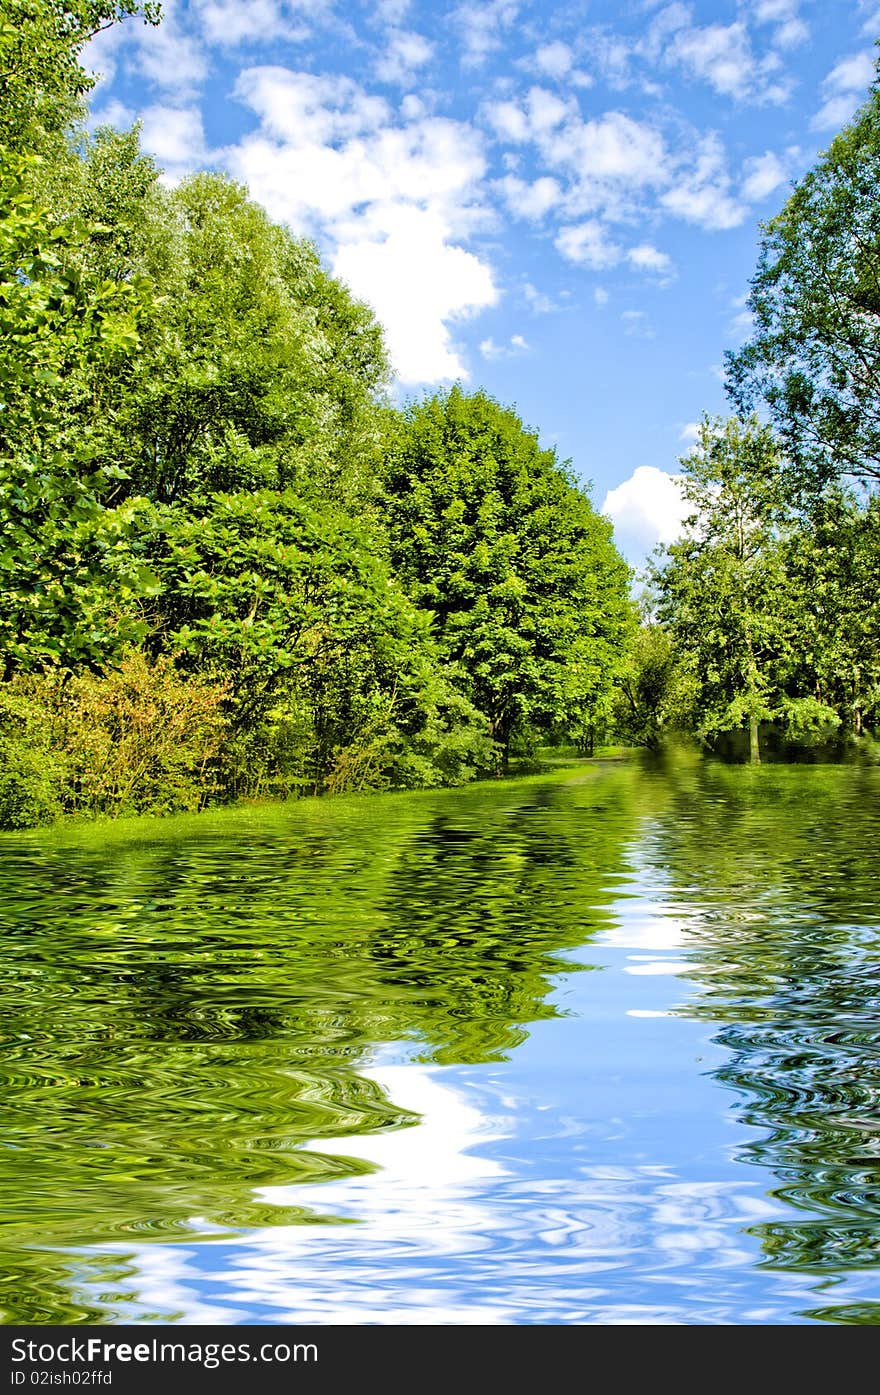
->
{"left": 654, "top": 416, "right": 836, "bottom": 763}
{"left": 780, "top": 489, "right": 880, "bottom": 739}
{"left": 85, "top": 169, "right": 389, "bottom": 509}
{"left": 0, "top": 157, "right": 153, "bottom": 676}
{"left": 726, "top": 61, "right": 880, "bottom": 488}
{"left": 613, "top": 619, "right": 696, "bottom": 749}
{"left": 379, "top": 388, "right": 631, "bottom": 765}
{"left": 142, "top": 490, "right": 495, "bottom": 793}
{"left": 0, "top": 0, "right": 159, "bottom": 157}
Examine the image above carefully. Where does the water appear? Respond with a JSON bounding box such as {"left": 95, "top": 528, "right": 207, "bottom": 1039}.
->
{"left": 2, "top": 754, "right": 880, "bottom": 1325}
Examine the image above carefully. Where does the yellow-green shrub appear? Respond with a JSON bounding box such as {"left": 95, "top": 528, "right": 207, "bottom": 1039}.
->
{"left": 0, "top": 650, "right": 229, "bottom": 827}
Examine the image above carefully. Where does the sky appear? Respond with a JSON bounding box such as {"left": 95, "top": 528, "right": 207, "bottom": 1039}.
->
{"left": 83, "top": 0, "right": 880, "bottom": 566}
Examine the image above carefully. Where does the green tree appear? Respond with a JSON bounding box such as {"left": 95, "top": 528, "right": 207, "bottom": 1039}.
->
{"left": 0, "top": 0, "right": 159, "bottom": 157}
{"left": 780, "top": 489, "right": 880, "bottom": 739}
{"left": 86, "top": 169, "right": 388, "bottom": 509}
{"left": 0, "top": 157, "right": 153, "bottom": 676}
{"left": 379, "top": 388, "right": 631, "bottom": 766}
{"left": 726, "top": 60, "right": 880, "bottom": 488}
{"left": 654, "top": 416, "right": 837, "bottom": 762}
{"left": 613, "top": 620, "right": 696, "bottom": 749}
{"left": 142, "top": 491, "right": 494, "bottom": 794}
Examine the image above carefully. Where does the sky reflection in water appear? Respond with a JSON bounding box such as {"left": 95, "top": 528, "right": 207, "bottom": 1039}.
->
{"left": 2, "top": 756, "right": 880, "bottom": 1324}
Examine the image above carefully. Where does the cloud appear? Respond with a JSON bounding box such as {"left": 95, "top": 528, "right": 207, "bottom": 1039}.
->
{"left": 486, "top": 92, "right": 669, "bottom": 230}
{"left": 335, "top": 207, "right": 497, "bottom": 382}
{"left": 479, "top": 332, "right": 529, "bottom": 358}
{"left": 496, "top": 174, "right": 562, "bottom": 220}
{"left": 740, "top": 149, "right": 789, "bottom": 201}
{"left": 594, "top": 286, "right": 609, "bottom": 308}
{"left": 812, "top": 49, "right": 876, "bottom": 130}
{"left": 751, "top": 0, "right": 809, "bottom": 48}
{"left": 555, "top": 220, "right": 621, "bottom": 269}
{"left": 523, "top": 282, "right": 558, "bottom": 313}
{"left": 728, "top": 293, "right": 754, "bottom": 339}
{"left": 533, "top": 41, "right": 574, "bottom": 79}
{"left": 375, "top": 29, "right": 434, "bottom": 85}
{"left": 679, "top": 421, "right": 700, "bottom": 443}
{"left": 627, "top": 243, "right": 674, "bottom": 277}
{"left": 82, "top": 0, "right": 208, "bottom": 97}
{"left": 453, "top": 0, "right": 519, "bottom": 67}
{"left": 661, "top": 132, "right": 745, "bottom": 230}
{"left": 192, "top": 0, "right": 312, "bottom": 47}
{"left": 650, "top": 6, "right": 792, "bottom": 104}
{"left": 861, "top": 6, "right": 880, "bottom": 39}
{"left": 130, "top": 2, "right": 208, "bottom": 96}
{"left": 88, "top": 97, "right": 135, "bottom": 131}
{"left": 602, "top": 466, "right": 690, "bottom": 554}
{"left": 621, "top": 309, "right": 655, "bottom": 338}
{"left": 226, "top": 67, "right": 497, "bottom": 383}
{"left": 138, "top": 104, "right": 209, "bottom": 182}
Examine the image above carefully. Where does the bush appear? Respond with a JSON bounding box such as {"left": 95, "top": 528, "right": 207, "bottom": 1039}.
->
{"left": 0, "top": 650, "right": 229, "bottom": 828}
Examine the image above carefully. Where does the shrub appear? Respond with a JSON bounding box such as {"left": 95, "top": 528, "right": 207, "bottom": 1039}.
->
{"left": 0, "top": 650, "right": 229, "bottom": 828}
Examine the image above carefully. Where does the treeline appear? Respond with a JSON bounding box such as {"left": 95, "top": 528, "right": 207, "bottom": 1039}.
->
{"left": 0, "top": 1, "right": 631, "bottom": 827}
{"left": 618, "top": 58, "right": 880, "bottom": 763}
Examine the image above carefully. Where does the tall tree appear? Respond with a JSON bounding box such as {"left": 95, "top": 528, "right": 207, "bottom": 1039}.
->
{"left": 0, "top": 158, "right": 152, "bottom": 676}
{"left": 780, "top": 489, "right": 880, "bottom": 739}
{"left": 726, "top": 60, "right": 880, "bottom": 488}
{"left": 654, "top": 416, "right": 828, "bottom": 763}
{"left": 379, "top": 388, "right": 631, "bottom": 764}
{"left": 0, "top": 0, "right": 159, "bottom": 157}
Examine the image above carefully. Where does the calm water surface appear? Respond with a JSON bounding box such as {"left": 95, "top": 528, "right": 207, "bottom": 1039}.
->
{"left": 2, "top": 755, "right": 880, "bottom": 1324}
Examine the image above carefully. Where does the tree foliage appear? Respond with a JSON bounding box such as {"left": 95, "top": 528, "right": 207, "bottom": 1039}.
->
{"left": 0, "top": 0, "right": 159, "bottom": 156}
{"left": 726, "top": 60, "right": 880, "bottom": 487}
{"left": 380, "top": 388, "right": 631, "bottom": 762}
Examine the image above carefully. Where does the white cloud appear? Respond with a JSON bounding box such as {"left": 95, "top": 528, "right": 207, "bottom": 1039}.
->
{"left": 89, "top": 97, "right": 135, "bottom": 131}
{"left": 602, "top": 466, "right": 690, "bottom": 553}
{"left": 740, "top": 151, "right": 786, "bottom": 202}
{"left": 661, "top": 132, "right": 745, "bottom": 230}
{"left": 533, "top": 41, "right": 573, "bottom": 79}
{"left": 728, "top": 293, "right": 754, "bottom": 339}
{"left": 227, "top": 67, "right": 497, "bottom": 383}
{"left": 627, "top": 243, "right": 674, "bottom": 277}
{"left": 82, "top": 0, "right": 207, "bottom": 97}
{"left": 812, "top": 49, "right": 875, "bottom": 130}
{"left": 133, "top": 4, "right": 208, "bottom": 95}
{"left": 751, "top": 0, "right": 809, "bottom": 48}
{"left": 374, "top": 0, "right": 411, "bottom": 21}
{"left": 193, "top": 0, "right": 311, "bottom": 47}
{"left": 621, "top": 309, "right": 655, "bottom": 338}
{"left": 138, "top": 104, "right": 209, "bottom": 182}
{"left": 479, "top": 332, "right": 529, "bottom": 358}
{"left": 484, "top": 99, "right": 531, "bottom": 143}
{"left": 861, "top": 6, "right": 880, "bottom": 39}
{"left": 335, "top": 207, "right": 497, "bottom": 381}
{"left": 375, "top": 29, "right": 434, "bottom": 85}
{"left": 487, "top": 93, "right": 670, "bottom": 232}
{"left": 651, "top": 6, "right": 792, "bottom": 104}
{"left": 496, "top": 174, "right": 562, "bottom": 220}
{"left": 594, "top": 286, "right": 609, "bottom": 308}
{"left": 679, "top": 421, "right": 700, "bottom": 443}
{"left": 453, "top": 0, "right": 518, "bottom": 67}
{"left": 523, "top": 282, "right": 558, "bottom": 313}
{"left": 667, "top": 20, "right": 755, "bottom": 99}
{"left": 82, "top": 22, "right": 125, "bottom": 89}
{"left": 555, "top": 220, "right": 621, "bottom": 269}
{"left": 551, "top": 109, "right": 667, "bottom": 188}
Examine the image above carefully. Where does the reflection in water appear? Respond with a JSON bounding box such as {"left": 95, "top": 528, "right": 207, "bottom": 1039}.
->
{"left": 1, "top": 758, "right": 880, "bottom": 1322}
{"left": 648, "top": 762, "right": 880, "bottom": 1305}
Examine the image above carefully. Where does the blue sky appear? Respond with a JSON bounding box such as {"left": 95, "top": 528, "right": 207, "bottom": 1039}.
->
{"left": 84, "top": 0, "right": 879, "bottom": 565}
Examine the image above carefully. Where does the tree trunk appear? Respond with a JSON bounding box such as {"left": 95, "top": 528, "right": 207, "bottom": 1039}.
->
{"left": 749, "top": 715, "right": 761, "bottom": 765}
